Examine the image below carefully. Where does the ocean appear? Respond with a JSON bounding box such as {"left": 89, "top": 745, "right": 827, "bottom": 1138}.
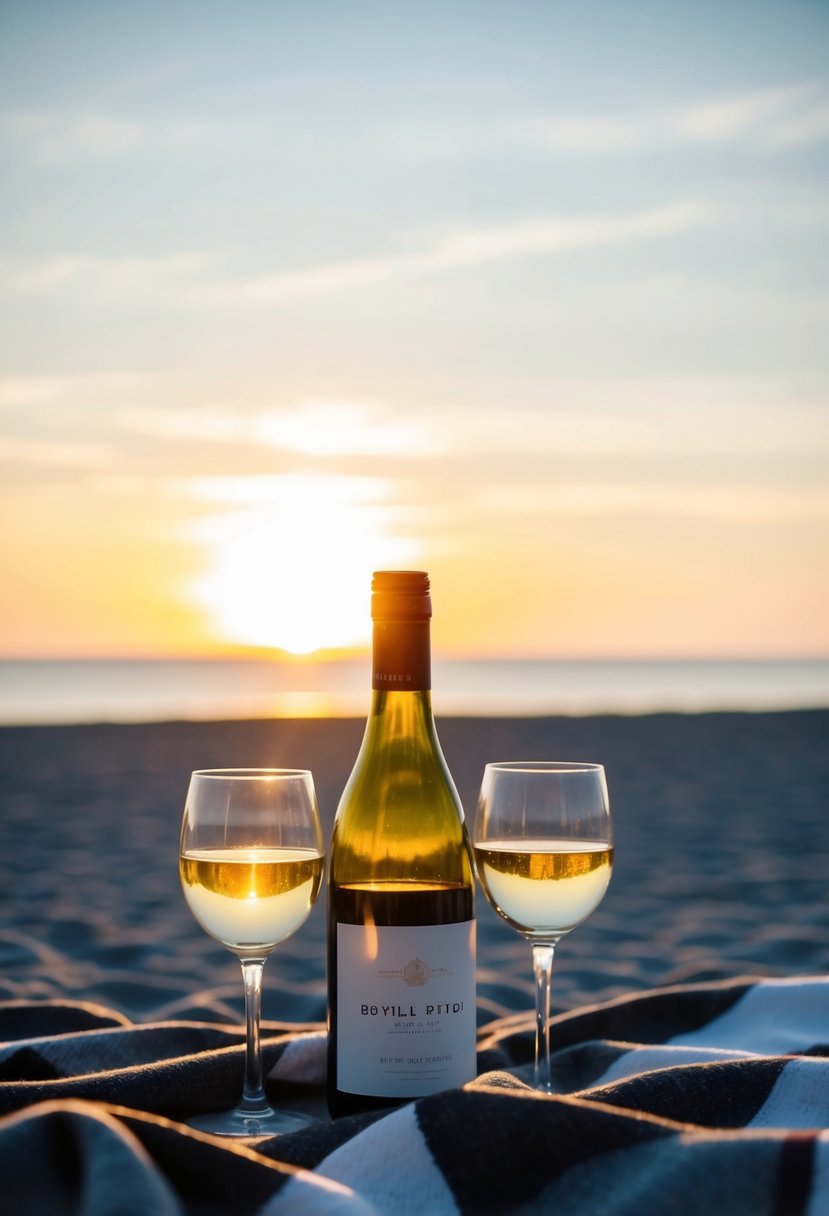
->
{"left": 0, "top": 658, "right": 827, "bottom": 725}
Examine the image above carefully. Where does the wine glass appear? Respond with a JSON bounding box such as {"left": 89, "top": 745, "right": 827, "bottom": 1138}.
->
{"left": 179, "top": 768, "right": 324, "bottom": 1137}
{"left": 473, "top": 761, "right": 612, "bottom": 1093}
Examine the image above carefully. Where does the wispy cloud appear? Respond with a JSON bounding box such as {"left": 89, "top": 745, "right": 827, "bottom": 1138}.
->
{"left": 4, "top": 80, "right": 827, "bottom": 172}
{"left": 0, "top": 433, "right": 114, "bottom": 472}
{"left": 185, "top": 201, "right": 716, "bottom": 306}
{"left": 0, "top": 377, "right": 444, "bottom": 472}
{"left": 182, "top": 472, "right": 393, "bottom": 510}
{"left": 677, "top": 84, "right": 829, "bottom": 150}
{"left": 6, "top": 252, "right": 213, "bottom": 299}
{"left": 521, "top": 82, "right": 829, "bottom": 155}
{"left": 0, "top": 110, "right": 263, "bottom": 163}
{"left": 0, "top": 202, "right": 715, "bottom": 307}
{"left": 484, "top": 479, "right": 829, "bottom": 524}
{"left": 0, "top": 372, "right": 164, "bottom": 410}
{"left": 7, "top": 370, "right": 823, "bottom": 486}
{"left": 252, "top": 402, "right": 443, "bottom": 458}
{"left": 443, "top": 375, "right": 829, "bottom": 460}
{"left": 103, "top": 399, "right": 443, "bottom": 459}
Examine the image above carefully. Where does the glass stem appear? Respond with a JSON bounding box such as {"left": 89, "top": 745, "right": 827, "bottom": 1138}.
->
{"left": 238, "top": 958, "right": 270, "bottom": 1114}
{"left": 532, "top": 943, "right": 556, "bottom": 1092}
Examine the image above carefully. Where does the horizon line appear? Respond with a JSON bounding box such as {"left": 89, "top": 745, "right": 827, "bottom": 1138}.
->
{"left": 1, "top": 652, "right": 827, "bottom": 665}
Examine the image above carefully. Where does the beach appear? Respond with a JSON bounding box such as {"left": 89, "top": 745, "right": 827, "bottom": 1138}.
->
{"left": 3, "top": 709, "right": 829, "bottom": 1214}
{"left": 2, "top": 709, "right": 827, "bottom": 1025}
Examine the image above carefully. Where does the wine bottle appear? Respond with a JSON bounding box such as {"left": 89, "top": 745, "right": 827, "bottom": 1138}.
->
{"left": 327, "top": 570, "right": 476, "bottom": 1116}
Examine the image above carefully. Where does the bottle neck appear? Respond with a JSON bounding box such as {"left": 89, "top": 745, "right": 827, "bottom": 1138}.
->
{"left": 371, "top": 619, "right": 431, "bottom": 693}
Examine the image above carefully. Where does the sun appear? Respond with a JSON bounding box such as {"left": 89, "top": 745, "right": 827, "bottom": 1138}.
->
{"left": 191, "top": 474, "right": 418, "bottom": 654}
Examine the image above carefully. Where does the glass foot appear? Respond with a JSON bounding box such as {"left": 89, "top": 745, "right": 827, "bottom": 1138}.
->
{"left": 187, "top": 1104, "right": 317, "bottom": 1140}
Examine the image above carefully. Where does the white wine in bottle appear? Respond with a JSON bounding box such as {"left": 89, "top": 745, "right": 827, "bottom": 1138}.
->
{"left": 327, "top": 571, "right": 477, "bottom": 1116}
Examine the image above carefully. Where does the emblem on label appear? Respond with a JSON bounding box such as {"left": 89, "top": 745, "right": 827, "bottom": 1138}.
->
{"left": 378, "top": 957, "right": 452, "bottom": 987}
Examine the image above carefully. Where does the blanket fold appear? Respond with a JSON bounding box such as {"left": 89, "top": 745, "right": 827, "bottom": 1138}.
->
{"left": 2, "top": 976, "right": 827, "bottom": 1215}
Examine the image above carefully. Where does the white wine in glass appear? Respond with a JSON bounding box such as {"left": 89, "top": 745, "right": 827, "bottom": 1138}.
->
{"left": 473, "top": 762, "right": 612, "bottom": 1092}
{"left": 179, "top": 769, "right": 324, "bottom": 1138}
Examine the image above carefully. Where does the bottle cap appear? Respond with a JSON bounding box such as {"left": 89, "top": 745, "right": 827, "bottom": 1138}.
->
{"left": 371, "top": 570, "right": 432, "bottom": 620}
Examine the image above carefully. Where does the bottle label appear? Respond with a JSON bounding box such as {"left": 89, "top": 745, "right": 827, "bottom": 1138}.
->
{"left": 336, "top": 920, "right": 476, "bottom": 1097}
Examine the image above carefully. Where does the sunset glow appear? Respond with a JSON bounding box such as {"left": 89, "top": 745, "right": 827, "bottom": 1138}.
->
{"left": 191, "top": 473, "right": 419, "bottom": 654}
{"left": 0, "top": 2, "right": 827, "bottom": 661}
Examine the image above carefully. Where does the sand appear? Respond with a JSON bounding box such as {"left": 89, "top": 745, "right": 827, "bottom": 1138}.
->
{"left": 1, "top": 710, "right": 827, "bottom": 1029}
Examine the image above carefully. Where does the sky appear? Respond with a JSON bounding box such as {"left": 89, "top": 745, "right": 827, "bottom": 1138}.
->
{"left": 1, "top": 0, "right": 827, "bottom": 660}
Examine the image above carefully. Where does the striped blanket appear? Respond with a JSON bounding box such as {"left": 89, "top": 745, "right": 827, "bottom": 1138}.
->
{"left": 1, "top": 975, "right": 827, "bottom": 1215}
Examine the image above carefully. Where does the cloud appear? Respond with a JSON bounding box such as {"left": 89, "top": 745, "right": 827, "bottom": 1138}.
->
{"left": 0, "top": 369, "right": 161, "bottom": 418}
{"left": 521, "top": 82, "right": 829, "bottom": 155}
{"left": 447, "top": 375, "right": 829, "bottom": 460}
{"left": 99, "top": 398, "right": 443, "bottom": 459}
{"left": 0, "top": 433, "right": 114, "bottom": 472}
{"left": 677, "top": 84, "right": 829, "bottom": 149}
{"left": 484, "top": 479, "right": 829, "bottom": 524}
{"left": 0, "top": 372, "right": 164, "bottom": 410}
{"left": 4, "top": 82, "right": 826, "bottom": 176}
{"left": 0, "top": 110, "right": 263, "bottom": 163}
{"left": 6, "top": 252, "right": 213, "bottom": 299}
{"left": 185, "top": 201, "right": 717, "bottom": 306}
{"left": 0, "top": 377, "right": 444, "bottom": 478}
{"left": 5, "top": 371, "right": 824, "bottom": 466}
{"left": 182, "top": 472, "right": 392, "bottom": 510}
{"left": 1, "top": 111, "right": 146, "bottom": 160}
{"left": 2, "top": 201, "right": 715, "bottom": 308}
{"left": 252, "top": 402, "right": 443, "bottom": 458}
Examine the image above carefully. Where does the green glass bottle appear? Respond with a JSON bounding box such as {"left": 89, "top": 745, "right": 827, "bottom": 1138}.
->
{"left": 327, "top": 570, "right": 477, "bottom": 1117}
